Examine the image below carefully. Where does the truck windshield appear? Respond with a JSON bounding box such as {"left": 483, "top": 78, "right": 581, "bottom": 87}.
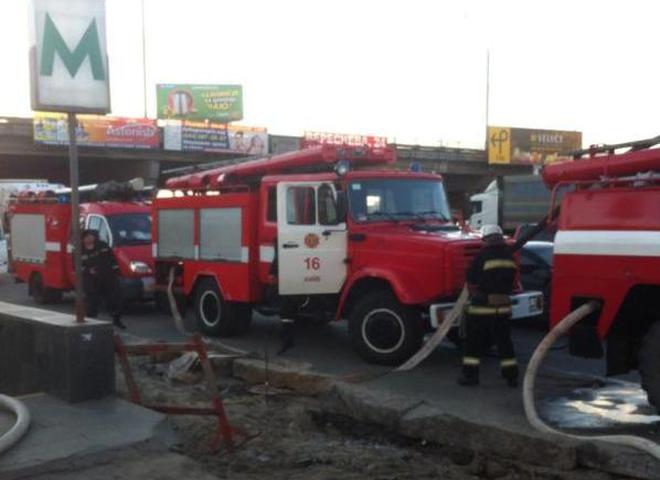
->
{"left": 106, "top": 213, "right": 152, "bottom": 246}
{"left": 348, "top": 179, "right": 450, "bottom": 223}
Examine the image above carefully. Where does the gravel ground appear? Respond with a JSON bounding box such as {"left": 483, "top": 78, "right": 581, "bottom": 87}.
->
{"left": 99, "top": 356, "right": 621, "bottom": 480}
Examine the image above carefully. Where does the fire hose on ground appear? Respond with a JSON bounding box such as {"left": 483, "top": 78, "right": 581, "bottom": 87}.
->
{"left": 0, "top": 394, "right": 30, "bottom": 455}
{"left": 523, "top": 301, "right": 660, "bottom": 461}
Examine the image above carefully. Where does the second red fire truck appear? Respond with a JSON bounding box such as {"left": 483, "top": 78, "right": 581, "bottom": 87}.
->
{"left": 154, "top": 145, "right": 543, "bottom": 364}
{"left": 7, "top": 181, "right": 155, "bottom": 304}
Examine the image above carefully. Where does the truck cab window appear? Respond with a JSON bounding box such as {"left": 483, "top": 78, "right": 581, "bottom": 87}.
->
{"left": 87, "top": 216, "right": 101, "bottom": 232}
{"left": 287, "top": 187, "right": 316, "bottom": 225}
{"left": 97, "top": 220, "right": 111, "bottom": 245}
{"left": 471, "top": 201, "right": 482, "bottom": 214}
{"left": 106, "top": 213, "right": 152, "bottom": 246}
{"left": 349, "top": 179, "right": 450, "bottom": 222}
{"left": 318, "top": 184, "right": 339, "bottom": 226}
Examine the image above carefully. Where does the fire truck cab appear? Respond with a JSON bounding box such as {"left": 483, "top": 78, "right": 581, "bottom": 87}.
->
{"left": 8, "top": 183, "right": 155, "bottom": 304}
{"left": 155, "top": 145, "right": 543, "bottom": 365}
{"left": 544, "top": 137, "right": 660, "bottom": 411}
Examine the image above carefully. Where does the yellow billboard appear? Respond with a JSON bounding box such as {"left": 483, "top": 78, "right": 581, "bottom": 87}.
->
{"left": 488, "top": 127, "right": 511, "bottom": 164}
{"left": 488, "top": 126, "right": 581, "bottom": 165}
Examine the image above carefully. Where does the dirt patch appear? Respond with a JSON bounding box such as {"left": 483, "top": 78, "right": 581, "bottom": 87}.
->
{"left": 114, "top": 356, "right": 620, "bottom": 480}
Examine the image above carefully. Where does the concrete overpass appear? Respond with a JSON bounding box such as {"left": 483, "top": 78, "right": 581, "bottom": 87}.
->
{"left": 0, "top": 116, "right": 532, "bottom": 213}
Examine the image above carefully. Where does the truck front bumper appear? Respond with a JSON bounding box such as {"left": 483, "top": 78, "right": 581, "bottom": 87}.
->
{"left": 120, "top": 276, "right": 155, "bottom": 301}
{"left": 429, "top": 291, "right": 544, "bottom": 328}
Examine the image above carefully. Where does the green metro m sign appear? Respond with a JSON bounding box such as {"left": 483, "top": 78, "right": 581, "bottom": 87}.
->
{"left": 40, "top": 13, "right": 106, "bottom": 81}
{"left": 30, "top": 0, "right": 110, "bottom": 113}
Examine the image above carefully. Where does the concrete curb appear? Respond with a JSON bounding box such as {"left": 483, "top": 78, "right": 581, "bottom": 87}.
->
{"left": 228, "top": 356, "right": 660, "bottom": 479}
{"left": 320, "top": 381, "right": 579, "bottom": 471}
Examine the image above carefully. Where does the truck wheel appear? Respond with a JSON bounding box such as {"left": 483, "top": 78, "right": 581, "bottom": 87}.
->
{"left": 348, "top": 291, "right": 423, "bottom": 365}
{"left": 194, "top": 278, "right": 239, "bottom": 337}
{"left": 639, "top": 322, "right": 660, "bottom": 413}
{"left": 29, "top": 273, "right": 61, "bottom": 305}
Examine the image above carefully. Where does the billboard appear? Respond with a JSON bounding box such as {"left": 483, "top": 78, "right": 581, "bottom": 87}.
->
{"left": 29, "top": 0, "right": 110, "bottom": 113}
{"left": 302, "top": 131, "right": 388, "bottom": 149}
{"left": 488, "top": 126, "right": 581, "bottom": 165}
{"left": 33, "top": 113, "right": 159, "bottom": 149}
{"left": 156, "top": 84, "right": 243, "bottom": 122}
{"left": 163, "top": 121, "right": 268, "bottom": 155}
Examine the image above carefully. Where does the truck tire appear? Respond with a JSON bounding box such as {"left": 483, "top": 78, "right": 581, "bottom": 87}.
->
{"left": 194, "top": 278, "right": 241, "bottom": 337}
{"left": 348, "top": 291, "right": 423, "bottom": 365}
{"left": 29, "top": 273, "right": 61, "bottom": 305}
{"left": 639, "top": 321, "right": 660, "bottom": 413}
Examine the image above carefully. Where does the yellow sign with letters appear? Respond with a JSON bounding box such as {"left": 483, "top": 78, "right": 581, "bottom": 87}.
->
{"left": 488, "top": 127, "right": 511, "bottom": 164}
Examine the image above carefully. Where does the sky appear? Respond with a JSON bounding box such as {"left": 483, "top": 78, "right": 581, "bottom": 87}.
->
{"left": 1, "top": 0, "right": 660, "bottom": 148}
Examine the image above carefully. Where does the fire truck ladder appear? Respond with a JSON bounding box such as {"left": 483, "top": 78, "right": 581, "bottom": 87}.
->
{"left": 571, "top": 134, "right": 660, "bottom": 159}
{"left": 161, "top": 154, "right": 268, "bottom": 178}
{"left": 163, "top": 144, "right": 396, "bottom": 190}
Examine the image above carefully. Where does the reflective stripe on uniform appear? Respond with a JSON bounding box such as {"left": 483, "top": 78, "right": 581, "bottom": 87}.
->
{"left": 462, "top": 356, "right": 480, "bottom": 366}
{"left": 467, "top": 305, "right": 512, "bottom": 315}
{"left": 281, "top": 318, "right": 295, "bottom": 324}
{"left": 483, "top": 259, "right": 517, "bottom": 271}
{"left": 500, "top": 358, "right": 517, "bottom": 368}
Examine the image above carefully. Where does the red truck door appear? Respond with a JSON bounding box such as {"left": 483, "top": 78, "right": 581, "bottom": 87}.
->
{"left": 276, "top": 181, "right": 347, "bottom": 295}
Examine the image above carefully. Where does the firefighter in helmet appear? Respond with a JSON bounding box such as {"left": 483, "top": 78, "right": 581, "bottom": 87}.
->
{"left": 80, "top": 229, "right": 126, "bottom": 329}
{"left": 458, "top": 224, "right": 518, "bottom": 387}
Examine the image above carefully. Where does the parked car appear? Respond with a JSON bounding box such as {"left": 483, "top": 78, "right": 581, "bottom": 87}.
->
{"left": 519, "top": 241, "right": 553, "bottom": 321}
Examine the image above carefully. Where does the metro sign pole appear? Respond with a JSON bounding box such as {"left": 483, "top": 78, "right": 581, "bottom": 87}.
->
{"left": 29, "top": 0, "right": 110, "bottom": 323}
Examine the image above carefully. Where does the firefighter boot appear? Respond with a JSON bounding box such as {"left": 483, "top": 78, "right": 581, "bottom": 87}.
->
{"left": 277, "top": 319, "right": 295, "bottom": 354}
{"left": 501, "top": 359, "right": 519, "bottom": 388}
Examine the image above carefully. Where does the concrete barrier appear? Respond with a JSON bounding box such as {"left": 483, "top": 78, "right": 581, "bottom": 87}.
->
{"left": 0, "top": 302, "right": 114, "bottom": 402}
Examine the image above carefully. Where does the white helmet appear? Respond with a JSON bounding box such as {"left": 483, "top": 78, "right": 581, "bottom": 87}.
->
{"left": 481, "top": 224, "right": 503, "bottom": 238}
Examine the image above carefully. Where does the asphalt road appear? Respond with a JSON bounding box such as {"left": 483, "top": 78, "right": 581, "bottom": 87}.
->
{"left": 2, "top": 272, "right": 659, "bottom": 436}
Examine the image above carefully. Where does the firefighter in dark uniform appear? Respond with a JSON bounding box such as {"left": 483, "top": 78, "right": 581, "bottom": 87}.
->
{"left": 458, "top": 224, "right": 518, "bottom": 387}
{"left": 81, "top": 229, "right": 126, "bottom": 329}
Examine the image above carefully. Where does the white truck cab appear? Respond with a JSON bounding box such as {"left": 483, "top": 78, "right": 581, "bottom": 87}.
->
{"left": 469, "top": 180, "right": 498, "bottom": 229}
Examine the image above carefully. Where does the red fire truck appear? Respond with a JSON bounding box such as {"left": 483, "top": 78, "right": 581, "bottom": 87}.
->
{"left": 154, "top": 145, "right": 543, "bottom": 364}
{"left": 544, "top": 137, "right": 660, "bottom": 411}
{"left": 8, "top": 181, "right": 155, "bottom": 304}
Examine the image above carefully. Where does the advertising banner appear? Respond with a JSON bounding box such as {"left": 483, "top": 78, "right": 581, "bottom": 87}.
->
{"left": 33, "top": 113, "right": 159, "bottom": 149}
{"left": 156, "top": 84, "right": 243, "bottom": 122}
{"left": 163, "top": 121, "right": 268, "bottom": 155}
{"left": 302, "top": 131, "right": 388, "bottom": 149}
{"left": 488, "top": 126, "right": 582, "bottom": 165}
{"left": 29, "top": 0, "right": 110, "bottom": 113}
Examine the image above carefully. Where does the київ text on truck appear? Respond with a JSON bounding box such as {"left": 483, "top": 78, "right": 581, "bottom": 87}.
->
{"left": 544, "top": 137, "right": 660, "bottom": 411}
{"left": 154, "top": 145, "right": 544, "bottom": 365}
